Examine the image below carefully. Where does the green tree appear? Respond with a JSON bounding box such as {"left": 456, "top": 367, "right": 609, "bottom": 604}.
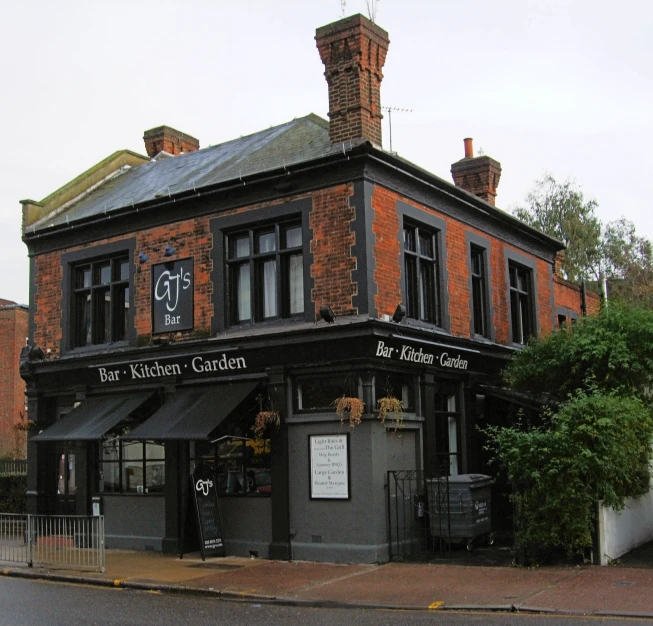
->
{"left": 485, "top": 303, "right": 653, "bottom": 562}
{"left": 602, "top": 218, "right": 653, "bottom": 308}
{"left": 513, "top": 174, "right": 602, "bottom": 282}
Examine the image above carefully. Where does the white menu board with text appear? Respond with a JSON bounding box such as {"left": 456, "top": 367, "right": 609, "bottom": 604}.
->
{"left": 310, "top": 434, "right": 349, "bottom": 499}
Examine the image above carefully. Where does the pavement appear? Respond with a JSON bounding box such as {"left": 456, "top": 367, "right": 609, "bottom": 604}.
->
{"left": 3, "top": 546, "right": 653, "bottom": 618}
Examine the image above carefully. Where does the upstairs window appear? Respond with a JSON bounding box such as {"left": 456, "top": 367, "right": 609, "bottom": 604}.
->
{"left": 509, "top": 262, "right": 535, "bottom": 344}
{"left": 72, "top": 257, "right": 130, "bottom": 348}
{"left": 227, "top": 222, "right": 304, "bottom": 325}
{"left": 470, "top": 245, "right": 490, "bottom": 338}
{"left": 403, "top": 223, "right": 441, "bottom": 325}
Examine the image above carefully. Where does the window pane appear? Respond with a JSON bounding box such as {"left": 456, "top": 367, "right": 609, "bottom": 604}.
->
{"left": 235, "top": 263, "right": 251, "bottom": 322}
{"left": 419, "top": 262, "right": 435, "bottom": 321}
{"left": 405, "top": 257, "right": 418, "bottom": 318}
{"left": 97, "top": 263, "right": 111, "bottom": 285}
{"left": 471, "top": 247, "right": 482, "bottom": 276}
{"left": 472, "top": 276, "right": 486, "bottom": 335}
{"left": 123, "top": 460, "right": 144, "bottom": 493}
{"left": 509, "top": 266, "right": 517, "bottom": 288}
{"left": 288, "top": 254, "right": 304, "bottom": 314}
{"left": 75, "top": 292, "right": 91, "bottom": 347}
{"left": 94, "top": 288, "right": 111, "bottom": 344}
{"left": 113, "top": 285, "right": 129, "bottom": 341}
{"left": 262, "top": 260, "right": 277, "bottom": 318}
{"left": 118, "top": 260, "right": 130, "bottom": 281}
{"left": 145, "top": 441, "right": 165, "bottom": 460}
{"left": 146, "top": 462, "right": 165, "bottom": 492}
{"left": 257, "top": 231, "right": 276, "bottom": 253}
{"left": 285, "top": 226, "right": 302, "bottom": 248}
{"left": 511, "top": 292, "right": 523, "bottom": 343}
{"left": 419, "top": 233, "right": 433, "bottom": 258}
{"left": 404, "top": 228, "right": 416, "bottom": 252}
{"left": 100, "top": 462, "right": 120, "bottom": 493}
{"left": 75, "top": 267, "right": 92, "bottom": 289}
{"left": 518, "top": 269, "right": 529, "bottom": 293}
{"left": 122, "top": 440, "right": 143, "bottom": 461}
{"left": 232, "top": 236, "right": 250, "bottom": 259}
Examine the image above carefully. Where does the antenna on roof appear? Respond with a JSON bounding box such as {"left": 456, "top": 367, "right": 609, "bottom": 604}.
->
{"left": 382, "top": 106, "right": 413, "bottom": 153}
{"left": 340, "top": 0, "right": 347, "bottom": 17}
{"left": 366, "top": 0, "right": 379, "bottom": 22}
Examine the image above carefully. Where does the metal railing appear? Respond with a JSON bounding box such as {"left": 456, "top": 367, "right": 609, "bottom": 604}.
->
{"left": 0, "top": 459, "right": 27, "bottom": 476}
{"left": 0, "top": 514, "right": 105, "bottom": 572}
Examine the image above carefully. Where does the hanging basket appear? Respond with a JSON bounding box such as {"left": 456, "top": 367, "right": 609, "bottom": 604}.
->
{"left": 333, "top": 396, "right": 365, "bottom": 428}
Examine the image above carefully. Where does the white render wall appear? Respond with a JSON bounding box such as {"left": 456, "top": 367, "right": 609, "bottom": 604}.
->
{"left": 598, "top": 489, "right": 653, "bottom": 565}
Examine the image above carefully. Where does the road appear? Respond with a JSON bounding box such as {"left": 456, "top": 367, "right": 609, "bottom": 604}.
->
{"left": 0, "top": 578, "right": 647, "bottom": 626}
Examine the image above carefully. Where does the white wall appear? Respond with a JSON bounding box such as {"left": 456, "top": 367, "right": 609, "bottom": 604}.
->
{"left": 598, "top": 489, "right": 653, "bottom": 565}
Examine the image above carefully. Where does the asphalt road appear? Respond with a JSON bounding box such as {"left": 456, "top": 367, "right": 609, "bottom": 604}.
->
{"left": 0, "top": 578, "right": 647, "bottom": 626}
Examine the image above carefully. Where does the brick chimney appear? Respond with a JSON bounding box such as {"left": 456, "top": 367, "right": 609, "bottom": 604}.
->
{"left": 143, "top": 126, "right": 199, "bottom": 158}
{"left": 450, "top": 138, "right": 502, "bottom": 206}
{"left": 315, "top": 14, "right": 389, "bottom": 147}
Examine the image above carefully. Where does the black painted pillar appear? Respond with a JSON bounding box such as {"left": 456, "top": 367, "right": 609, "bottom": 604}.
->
{"left": 422, "top": 374, "right": 436, "bottom": 477}
{"left": 163, "top": 440, "right": 186, "bottom": 554}
{"left": 267, "top": 368, "right": 291, "bottom": 560}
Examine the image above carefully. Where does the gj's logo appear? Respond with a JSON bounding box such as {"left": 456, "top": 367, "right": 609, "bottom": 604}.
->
{"left": 196, "top": 478, "right": 213, "bottom": 496}
{"left": 155, "top": 267, "right": 191, "bottom": 312}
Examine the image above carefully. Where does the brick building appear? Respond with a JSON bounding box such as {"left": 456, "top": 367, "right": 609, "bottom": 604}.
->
{"left": 20, "top": 15, "right": 598, "bottom": 562}
{"left": 0, "top": 299, "right": 28, "bottom": 459}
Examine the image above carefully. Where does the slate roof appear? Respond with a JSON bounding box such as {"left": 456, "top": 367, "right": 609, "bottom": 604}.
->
{"left": 32, "top": 114, "right": 347, "bottom": 232}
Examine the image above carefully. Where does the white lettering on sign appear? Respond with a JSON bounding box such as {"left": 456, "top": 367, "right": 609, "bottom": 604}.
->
{"left": 191, "top": 354, "right": 247, "bottom": 373}
{"left": 154, "top": 268, "right": 191, "bottom": 313}
{"left": 196, "top": 478, "right": 213, "bottom": 496}
{"left": 374, "top": 340, "right": 468, "bottom": 370}
{"left": 98, "top": 367, "right": 120, "bottom": 382}
{"left": 129, "top": 361, "right": 182, "bottom": 379}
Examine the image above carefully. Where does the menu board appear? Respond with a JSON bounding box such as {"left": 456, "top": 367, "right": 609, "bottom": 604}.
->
{"left": 310, "top": 434, "right": 350, "bottom": 499}
{"left": 192, "top": 467, "right": 225, "bottom": 559}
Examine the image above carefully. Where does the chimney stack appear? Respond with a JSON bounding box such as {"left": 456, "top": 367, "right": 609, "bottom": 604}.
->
{"left": 450, "top": 138, "right": 502, "bottom": 206}
{"left": 315, "top": 14, "right": 389, "bottom": 147}
{"left": 143, "top": 126, "right": 199, "bottom": 159}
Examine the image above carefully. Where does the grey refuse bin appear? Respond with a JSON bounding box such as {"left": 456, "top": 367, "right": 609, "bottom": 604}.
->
{"left": 426, "top": 473, "right": 493, "bottom": 549}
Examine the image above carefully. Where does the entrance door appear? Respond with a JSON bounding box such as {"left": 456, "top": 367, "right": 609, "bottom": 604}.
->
{"left": 55, "top": 450, "right": 77, "bottom": 515}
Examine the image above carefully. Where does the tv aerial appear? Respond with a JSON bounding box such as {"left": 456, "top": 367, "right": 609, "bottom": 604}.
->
{"left": 382, "top": 106, "right": 413, "bottom": 153}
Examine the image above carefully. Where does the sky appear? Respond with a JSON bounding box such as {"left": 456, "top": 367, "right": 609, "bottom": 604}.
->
{"left": 1, "top": 0, "right": 651, "bottom": 305}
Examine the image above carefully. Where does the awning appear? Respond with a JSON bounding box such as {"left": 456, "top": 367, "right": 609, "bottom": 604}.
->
{"left": 31, "top": 391, "right": 156, "bottom": 442}
{"left": 125, "top": 381, "right": 259, "bottom": 441}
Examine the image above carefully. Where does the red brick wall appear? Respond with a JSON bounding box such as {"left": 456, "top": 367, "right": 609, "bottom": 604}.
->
{"left": 0, "top": 306, "right": 28, "bottom": 458}
{"left": 554, "top": 277, "right": 601, "bottom": 317}
{"left": 32, "top": 184, "right": 360, "bottom": 354}
{"left": 310, "top": 185, "right": 358, "bottom": 316}
{"left": 370, "top": 184, "right": 565, "bottom": 345}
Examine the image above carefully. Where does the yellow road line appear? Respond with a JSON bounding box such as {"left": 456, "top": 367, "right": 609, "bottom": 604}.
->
{"left": 428, "top": 601, "right": 444, "bottom": 610}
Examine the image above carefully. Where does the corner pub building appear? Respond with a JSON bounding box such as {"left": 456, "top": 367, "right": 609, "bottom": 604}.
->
{"left": 19, "top": 15, "right": 598, "bottom": 563}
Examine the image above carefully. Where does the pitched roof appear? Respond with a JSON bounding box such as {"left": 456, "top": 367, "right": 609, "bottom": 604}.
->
{"left": 30, "top": 114, "right": 340, "bottom": 232}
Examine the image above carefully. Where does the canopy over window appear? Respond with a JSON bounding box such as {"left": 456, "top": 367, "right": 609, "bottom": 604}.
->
{"left": 125, "top": 381, "right": 259, "bottom": 441}
{"left": 32, "top": 392, "right": 155, "bottom": 442}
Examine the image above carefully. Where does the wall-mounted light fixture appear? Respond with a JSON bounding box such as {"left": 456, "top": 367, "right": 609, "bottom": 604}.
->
{"left": 319, "top": 306, "right": 336, "bottom": 323}
{"left": 392, "top": 304, "right": 406, "bottom": 323}
{"left": 164, "top": 236, "right": 185, "bottom": 258}
{"left": 138, "top": 243, "right": 160, "bottom": 264}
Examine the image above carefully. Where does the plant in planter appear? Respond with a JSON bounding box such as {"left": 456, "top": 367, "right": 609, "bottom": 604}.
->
{"left": 253, "top": 409, "right": 280, "bottom": 440}
{"left": 376, "top": 395, "right": 405, "bottom": 430}
{"left": 333, "top": 395, "right": 365, "bottom": 428}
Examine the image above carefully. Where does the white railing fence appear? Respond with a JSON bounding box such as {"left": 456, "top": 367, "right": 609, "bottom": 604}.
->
{"left": 0, "top": 514, "right": 105, "bottom": 572}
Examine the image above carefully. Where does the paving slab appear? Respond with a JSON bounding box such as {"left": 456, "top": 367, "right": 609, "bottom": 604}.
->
{"left": 290, "top": 562, "right": 580, "bottom": 609}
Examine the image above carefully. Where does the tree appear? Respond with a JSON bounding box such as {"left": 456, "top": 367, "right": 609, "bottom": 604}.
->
{"left": 513, "top": 174, "right": 602, "bottom": 282}
{"left": 514, "top": 175, "right": 653, "bottom": 308}
{"left": 485, "top": 303, "right": 653, "bottom": 562}
{"left": 602, "top": 218, "right": 653, "bottom": 308}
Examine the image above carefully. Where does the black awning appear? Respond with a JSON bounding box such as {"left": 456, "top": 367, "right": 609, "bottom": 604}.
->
{"left": 31, "top": 392, "right": 156, "bottom": 442}
{"left": 125, "top": 381, "right": 259, "bottom": 441}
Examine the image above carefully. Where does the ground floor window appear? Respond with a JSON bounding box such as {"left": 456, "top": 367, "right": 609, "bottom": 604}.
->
{"left": 100, "top": 438, "right": 165, "bottom": 494}
{"left": 433, "top": 381, "right": 461, "bottom": 476}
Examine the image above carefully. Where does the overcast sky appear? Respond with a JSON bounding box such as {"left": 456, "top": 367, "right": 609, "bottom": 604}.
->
{"left": 2, "top": 0, "right": 651, "bottom": 305}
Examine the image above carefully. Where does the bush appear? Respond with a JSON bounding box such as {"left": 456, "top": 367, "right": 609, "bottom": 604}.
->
{"left": 0, "top": 476, "right": 26, "bottom": 514}
{"left": 484, "top": 390, "right": 653, "bottom": 562}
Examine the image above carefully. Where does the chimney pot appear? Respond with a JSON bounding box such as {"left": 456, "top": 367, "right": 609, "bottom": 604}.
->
{"left": 143, "top": 126, "right": 199, "bottom": 159}
{"left": 463, "top": 137, "right": 474, "bottom": 159}
{"left": 450, "top": 139, "right": 502, "bottom": 206}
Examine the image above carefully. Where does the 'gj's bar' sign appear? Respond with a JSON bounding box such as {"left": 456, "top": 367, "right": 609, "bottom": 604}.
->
{"left": 152, "top": 258, "right": 194, "bottom": 334}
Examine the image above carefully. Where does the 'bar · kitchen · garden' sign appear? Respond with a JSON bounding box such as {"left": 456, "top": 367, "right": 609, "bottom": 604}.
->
{"left": 309, "top": 434, "right": 350, "bottom": 500}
